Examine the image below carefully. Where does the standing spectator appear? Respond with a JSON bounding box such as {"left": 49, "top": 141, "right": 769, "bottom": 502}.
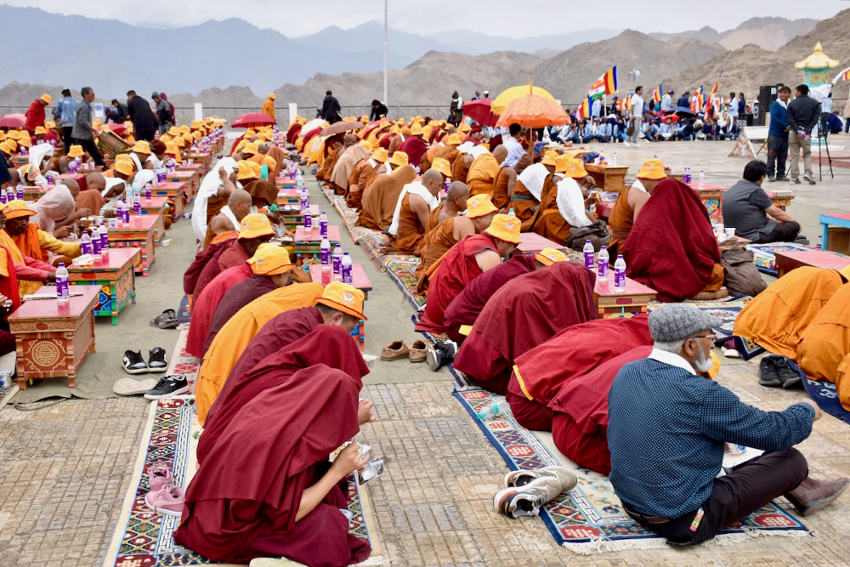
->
{"left": 54, "top": 89, "right": 78, "bottom": 151}
{"left": 24, "top": 94, "right": 50, "bottom": 132}
{"left": 727, "top": 92, "right": 739, "bottom": 136}
{"left": 626, "top": 86, "right": 644, "bottom": 146}
{"left": 449, "top": 91, "right": 463, "bottom": 126}
{"left": 126, "top": 90, "right": 156, "bottom": 142}
{"left": 591, "top": 97, "right": 603, "bottom": 118}
{"left": 737, "top": 92, "right": 747, "bottom": 126}
{"left": 661, "top": 90, "right": 673, "bottom": 112}
{"left": 321, "top": 90, "right": 341, "bottom": 124}
{"left": 160, "top": 93, "right": 176, "bottom": 125}
{"left": 107, "top": 98, "right": 129, "bottom": 123}
{"left": 843, "top": 93, "right": 850, "bottom": 135}
{"left": 767, "top": 86, "right": 791, "bottom": 181}
{"left": 71, "top": 87, "right": 106, "bottom": 168}
{"left": 370, "top": 99, "right": 388, "bottom": 122}
{"left": 787, "top": 84, "right": 820, "bottom": 185}
{"left": 677, "top": 91, "right": 690, "bottom": 108}
{"left": 152, "top": 92, "right": 173, "bottom": 135}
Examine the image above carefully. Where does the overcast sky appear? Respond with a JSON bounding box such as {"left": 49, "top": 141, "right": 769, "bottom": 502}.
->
{"left": 2, "top": 0, "right": 844, "bottom": 36}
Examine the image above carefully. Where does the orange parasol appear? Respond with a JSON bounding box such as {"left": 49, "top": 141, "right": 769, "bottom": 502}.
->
{"left": 495, "top": 91, "right": 571, "bottom": 129}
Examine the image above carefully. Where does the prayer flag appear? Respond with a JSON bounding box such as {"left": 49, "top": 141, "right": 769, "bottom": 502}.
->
{"left": 576, "top": 97, "right": 591, "bottom": 120}
{"left": 588, "top": 66, "right": 618, "bottom": 100}
{"left": 704, "top": 72, "right": 722, "bottom": 116}
{"left": 651, "top": 85, "right": 662, "bottom": 104}
{"left": 843, "top": 70, "right": 850, "bottom": 81}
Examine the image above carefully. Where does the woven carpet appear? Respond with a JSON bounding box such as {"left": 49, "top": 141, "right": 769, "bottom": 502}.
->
{"left": 804, "top": 377, "right": 850, "bottom": 425}
{"left": 747, "top": 242, "right": 814, "bottom": 276}
{"left": 454, "top": 387, "right": 810, "bottom": 554}
{"left": 387, "top": 258, "right": 426, "bottom": 310}
{"left": 168, "top": 328, "right": 201, "bottom": 395}
{"left": 103, "top": 397, "right": 381, "bottom": 567}
{"left": 410, "top": 313, "right": 471, "bottom": 389}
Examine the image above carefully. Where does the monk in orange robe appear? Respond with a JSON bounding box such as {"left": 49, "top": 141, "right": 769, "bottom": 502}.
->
{"left": 347, "top": 149, "right": 388, "bottom": 210}
{"left": 465, "top": 147, "right": 502, "bottom": 197}
{"left": 389, "top": 169, "right": 444, "bottom": 255}
{"left": 607, "top": 159, "right": 665, "bottom": 256}
{"left": 525, "top": 157, "right": 598, "bottom": 245}
{"left": 510, "top": 152, "right": 557, "bottom": 222}
{"left": 315, "top": 140, "right": 342, "bottom": 183}
{"left": 2, "top": 200, "right": 81, "bottom": 264}
{"left": 493, "top": 153, "right": 532, "bottom": 211}
{"left": 356, "top": 156, "right": 414, "bottom": 231}
{"left": 451, "top": 151, "right": 471, "bottom": 184}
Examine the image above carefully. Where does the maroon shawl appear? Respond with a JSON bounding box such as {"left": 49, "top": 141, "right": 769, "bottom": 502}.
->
{"left": 186, "top": 264, "right": 253, "bottom": 358}
{"left": 397, "top": 135, "right": 429, "bottom": 167}
{"left": 202, "top": 276, "right": 279, "bottom": 354}
{"left": 183, "top": 237, "right": 236, "bottom": 296}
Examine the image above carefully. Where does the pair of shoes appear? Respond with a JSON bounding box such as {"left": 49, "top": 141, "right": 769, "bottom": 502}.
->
{"left": 758, "top": 356, "right": 802, "bottom": 389}
{"left": 380, "top": 340, "right": 427, "bottom": 363}
{"left": 803, "top": 174, "right": 816, "bottom": 185}
{"left": 144, "top": 463, "right": 184, "bottom": 516}
{"left": 144, "top": 375, "right": 190, "bottom": 400}
{"left": 790, "top": 177, "right": 802, "bottom": 184}
{"left": 494, "top": 467, "right": 578, "bottom": 518}
{"left": 776, "top": 175, "right": 788, "bottom": 181}
{"left": 427, "top": 339, "right": 458, "bottom": 371}
{"left": 785, "top": 477, "right": 849, "bottom": 516}
{"left": 123, "top": 348, "right": 168, "bottom": 374}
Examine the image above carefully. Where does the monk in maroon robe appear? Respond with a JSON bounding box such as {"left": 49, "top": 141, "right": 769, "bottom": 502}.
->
{"left": 550, "top": 346, "right": 652, "bottom": 474}
{"left": 174, "top": 363, "right": 371, "bottom": 566}
{"left": 508, "top": 315, "right": 652, "bottom": 431}
{"left": 452, "top": 262, "right": 596, "bottom": 395}
{"left": 199, "top": 325, "right": 369, "bottom": 465}
{"left": 184, "top": 236, "right": 237, "bottom": 300}
{"left": 397, "top": 133, "right": 429, "bottom": 167}
{"left": 186, "top": 264, "right": 253, "bottom": 358}
{"left": 202, "top": 276, "right": 285, "bottom": 355}
{"left": 193, "top": 218, "right": 273, "bottom": 299}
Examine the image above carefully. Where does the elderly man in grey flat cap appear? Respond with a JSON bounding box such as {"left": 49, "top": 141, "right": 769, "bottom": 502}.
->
{"left": 607, "top": 304, "right": 847, "bottom": 546}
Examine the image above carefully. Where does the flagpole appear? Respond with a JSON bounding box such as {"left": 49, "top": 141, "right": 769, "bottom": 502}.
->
{"left": 383, "top": 0, "right": 389, "bottom": 107}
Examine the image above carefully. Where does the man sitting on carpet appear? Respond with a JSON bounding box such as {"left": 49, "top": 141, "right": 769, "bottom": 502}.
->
{"left": 356, "top": 152, "right": 414, "bottom": 231}
{"left": 452, "top": 252, "right": 597, "bottom": 394}
{"left": 510, "top": 151, "right": 558, "bottom": 223}
{"left": 607, "top": 159, "right": 666, "bottom": 256}
{"left": 608, "top": 304, "right": 847, "bottom": 546}
{"left": 388, "top": 169, "right": 443, "bottom": 255}
{"left": 205, "top": 188, "right": 251, "bottom": 249}
{"left": 722, "top": 160, "right": 805, "bottom": 244}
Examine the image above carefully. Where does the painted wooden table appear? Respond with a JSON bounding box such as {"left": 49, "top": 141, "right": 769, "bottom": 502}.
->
{"left": 179, "top": 160, "right": 207, "bottom": 177}
{"left": 820, "top": 213, "right": 850, "bottom": 253}
{"left": 293, "top": 225, "right": 341, "bottom": 265}
{"left": 185, "top": 152, "right": 211, "bottom": 172}
{"left": 168, "top": 171, "right": 197, "bottom": 203}
{"left": 774, "top": 248, "right": 850, "bottom": 277}
{"left": 585, "top": 164, "right": 629, "bottom": 193}
{"left": 594, "top": 276, "right": 657, "bottom": 319}
{"left": 139, "top": 196, "right": 169, "bottom": 240}
{"left": 277, "top": 188, "right": 301, "bottom": 207}
{"left": 151, "top": 181, "right": 187, "bottom": 219}
{"left": 517, "top": 232, "right": 565, "bottom": 254}
{"left": 690, "top": 184, "right": 795, "bottom": 222}
{"left": 279, "top": 204, "right": 319, "bottom": 229}
{"left": 308, "top": 263, "right": 373, "bottom": 351}
{"left": 9, "top": 285, "right": 99, "bottom": 389}
{"left": 107, "top": 215, "right": 159, "bottom": 276}
{"left": 275, "top": 177, "right": 297, "bottom": 189}
{"left": 21, "top": 184, "right": 50, "bottom": 202}
{"left": 68, "top": 248, "right": 140, "bottom": 324}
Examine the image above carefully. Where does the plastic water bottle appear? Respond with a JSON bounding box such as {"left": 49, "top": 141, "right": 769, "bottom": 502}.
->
{"left": 332, "top": 245, "right": 343, "bottom": 280}
{"left": 319, "top": 211, "right": 328, "bottom": 237}
{"left": 683, "top": 166, "right": 692, "bottom": 185}
{"left": 116, "top": 200, "right": 125, "bottom": 226}
{"left": 300, "top": 187, "right": 309, "bottom": 211}
{"left": 415, "top": 165, "right": 421, "bottom": 176}
{"left": 133, "top": 192, "right": 141, "bottom": 216}
{"left": 614, "top": 254, "right": 627, "bottom": 291}
{"left": 145, "top": 183, "right": 152, "bottom": 201}
{"left": 55, "top": 263, "right": 69, "bottom": 304}
{"left": 342, "top": 252, "right": 353, "bottom": 283}
{"left": 508, "top": 208, "right": 516, "bottom": 218}
{"left": 583, "top": 239, "right": 594, "bottom": 269}
{"left": 5, "top": 189, "right": 13, "bottom": 203}
{"left": 46, "top": 172, "right": 54, "bottom": 185}
{"left": 597, "top": 245, "right": 609, "bottom": 279}
{"left": 611, "top": 152, "right": 617, "bottom": 166}
{"left": 698, "top": 169, "right": 705, "bottom": 189}
{"left": 304, "top": 212, "right": 313, "bottom": 233}
{"left": 99, "top": 222, "right": 109, "bottom": 251}
{"left": 476, "top": 402, "right": 502, "bottom": 420}
{"left": 91, "top": 228, "right": 102, "bottom": 256}
{"left": 0, "top": 191, "right": 6, "bottom": 205}
{"left": 320, "top": 236, "right": 330, "bottom": 265}
{"left": 68, "top": 159, "right": 77, "bottom": 174}
{"left": 80, "top": 231, "right": 92, "bottom": 255}
{"left": 16, "top": 183, "right": 24, "bottom": 200}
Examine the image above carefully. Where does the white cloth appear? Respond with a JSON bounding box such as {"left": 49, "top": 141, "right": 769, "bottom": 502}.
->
{"left": 30, "top": 185, "right": 75, "bottom": 233}
{"left": 132, "top": 169, "right": 155, "bottom": 192}
{"left": 28, "top": 143, "right": 54, "bottom": 169}
{"left": 146, "top": 154, "right": 162, "bottom": 168}
{"left": 388, "top": 181, "right": 439, "bottom": 236}
{"left": 555, "top": 177, "right": 592, "bottom": 228}
{"left": 631, "top": 178, "right": 648, "bottom": 194}
{"left": 467, "top": 145, "right": 489, "bottom": 160}
{"left": 516, "top": 163, "right": 549, "bottom": 201}
{"left": 129, "top": 152, "right": 144, "bottom": 174}
{"left": 457, "top": 141, "right": 475, "bottom": 155}
{"left": 218, "top": 205, "right": 240, "bottom": 231}
{"left": 648, "top": 348, "right": 696, "bottom": 376}
{"left": 502, "top": 135, "right": 525, "bottom": 168}
{"left": 102, "top": 178, "right": 125, "bottom": 198}
{"left": 191, "top": 157, "right": 238, "bottom": 242}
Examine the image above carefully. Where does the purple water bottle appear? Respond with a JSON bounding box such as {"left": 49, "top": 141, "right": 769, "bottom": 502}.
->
{"left": 0, "top": 191, "right": 7, "bottom": 205}
{"left": 304, "top": 212, "right": 312, "bottom": 231}
{"left": 99, "top": 223, "right": 109, "bottom": 251}
{"left": 320, "top": 236, "right": 330, "bottom": 265}
{"left": 614, "top": 254, "right": 627, "bottom": 289}
{"left": 91, "top": 228, "right": 101, "bottom": 256}
{"left": 133, "top": 192, "right": 141, "bottom": 216}
{"left": 145, "top": 183, "right": 152, "bottom": 201}
{"left": 341, "top": 252, "right": 352, "bottom": 283}
{"left": 582, "top": 239, "right": 594, "bottom": 269}
{"left": 300, "top": 187, "right": 309, "bottom": 211}
{"left": 319, "top": 211, "right": 328, "bottom": 237}
{"left": 16, "top": 184, "right": 24, "bottom": 201}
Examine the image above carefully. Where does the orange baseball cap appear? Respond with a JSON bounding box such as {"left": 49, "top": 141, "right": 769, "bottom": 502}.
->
{"left": 238, "top": 213, "right": 275, "bottom": 240}
{"left": 3, "top": 200, "right": 36, "bottom": 220}
{"left": 247, "top": 243, "right": 295, "bottom": 275}
{"left": 316, "top": 281, "right": 367, "bottom": 321}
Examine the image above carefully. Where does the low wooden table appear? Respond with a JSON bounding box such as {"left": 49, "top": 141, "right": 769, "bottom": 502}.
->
{"left": 168, "top": 171, "right": 197, "bottom": 202}
{"left": 22, "top": 185, "right": 50, "bottom": 202}
{"left": 277, "top": 188, "right": 301, "bottom": 207}
{"left": 68, "top": 248, "right": 140, "bottom": 324}
{"left": 280, "top": 204, "right": 319, "bottom": 229}
{"left": 152, "top": 181, "right": 187, "bottom": 220}
{"left": 139, "top": 196, "right": 170, "bottom": 240}
{"left": 820, "top": 213, "right": 850, "bottom": 252}
{"left": 107, "top": 215, "right": 159, "bottom": 276}
{"left": 9, "top": 285, "right": 99, "bottom": 389}
{"left": 275, "top": 177, "right": 297, "bottom": 189}
{"left": 774, "top": 248, "right": 850, "bottom": 277}
{"left": 690, "top": 184, "right": 795, "bottom": 223}
{"left": 586, "top": 164, "right": 629, "bottom": 193}
{"left": 517, "top": 232, "right": 564, "bottom": 254}
{"left": 185, "top": 152, "right": 211, "bottom": 172}
{"left": 308, "top": 263, "right": 373, "bottom": 351}
{"left": 179, "top": 160, "right": 207, "bottom": 177}
{"left": 293, "top": 225, "right": 342, "bottom": 265}
{"left": 594, "top": 276, "right": 657, "bottom": 319}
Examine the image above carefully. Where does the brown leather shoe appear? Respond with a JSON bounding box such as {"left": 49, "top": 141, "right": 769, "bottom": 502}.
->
{"left": 785, "top": 477, "right": 849, "bottom": 516}
{"left": 381, "top": 340, "right": 409, "bottom": 361}
{"left": 409, "top": 340, "right": 427, "bottom": 363}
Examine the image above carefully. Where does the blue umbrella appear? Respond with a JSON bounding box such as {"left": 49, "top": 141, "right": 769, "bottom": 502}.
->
{"left": 663, "top": 106, "right": 696, "bottom": 118}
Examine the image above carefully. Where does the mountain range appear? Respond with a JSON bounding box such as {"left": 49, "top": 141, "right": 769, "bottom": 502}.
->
{"left": 650, "top": 16, "right": 818, "bottom": 51}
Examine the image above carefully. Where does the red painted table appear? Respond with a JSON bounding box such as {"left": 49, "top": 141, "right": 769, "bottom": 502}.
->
{"left": 168, "top": 171, "right": 197, "bottom": 202}
{"left": 107, "top": 215, "right": 159, "bottom": 276}
{"left": 280, "top": 204, "right": 319, "bottom": 229}
{"left": 308, "top": 263, "right": 373, "bottom": 351}
{"left": 178, "top": 161, "right": 207, "bottom": 177}
{"left": 277, "top": 188, "right": 300, "bottom": 207}
{"left": 21, "top": 184, "right": 51, "bottom": 202}
{"left": 293, "top": 225, "right": 341, "bottom": 265}
{"left": 594, "top": 276, "right": 657, "bottom": 319}
{"left": 9, "top": 285, "right": 99, "bottom": 389}
{"left": 56, "top": 173, "right": 87, "bottom": 192}
{"left": 518, "top": 232, "right": 564, "bottom": 254}
{"left": 185, "top": 152, "right": 211, "bottom": 172}
{"left": 151, "top": 181, "right": 187, "bottom": 219}
{"left": 774, "top": 249, "right": 850, "bottom": 277}
{"left": 68, "top": 248, "right": 140, "bottom": 324}
{"left": 275, "top": 177, "right": 297, "bottom": 189}
{"left": 139, "top": 196, "right": 169, "bottom": 240}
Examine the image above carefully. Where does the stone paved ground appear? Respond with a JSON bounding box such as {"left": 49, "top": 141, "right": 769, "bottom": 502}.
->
{"left": 0, "top": 139, "right": 848, "bottom": 567}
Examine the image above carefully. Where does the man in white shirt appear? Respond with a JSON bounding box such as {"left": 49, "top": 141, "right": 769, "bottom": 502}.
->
{"left": 661, "top": 90, "right": 673, "bottom": 112}
{"left": 627, "top": 87, "right": 645, "bottom": 146}
{"left": 502, "top": 124, "right": 526, "bottom": 168}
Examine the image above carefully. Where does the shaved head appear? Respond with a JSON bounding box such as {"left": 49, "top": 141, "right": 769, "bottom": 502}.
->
{"left": 62, "top": 178, "right": 81, "bottom": 199}
{"left": 344, "top": 134, "right": 358, "bottom": 146}
{"left": 492, "top": 145, "right": 508, "bottom": 164}
{"left": 229, "top": 188, "right": 252, "bottom": 208}
{"left": 85, "top": 172, "right": 105, "bottom": 194}
{"left": 447, "top": 181, "right": 469, "bottom": 200}
{"left": 422, "top": 169, "right": 443, "bottom": 184}
{"left": 257, "top": 143, "right": 269, "bottom": 155}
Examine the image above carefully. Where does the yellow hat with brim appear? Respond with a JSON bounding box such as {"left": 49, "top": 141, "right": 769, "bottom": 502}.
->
{"left": 242, "top": 143, "right": 258, "bottom": 156}
{"left": 410, "top": 123, "right": 424, "bottom": 136}
{"left": 247, "top": 243, "right": 294, "bottom": 276}
{"left": 446, "top": 134, "right": 462, "bottom": 145}
{"left": 401, "top": 126, "right": 412, "bottom": 136}
{"left": 3, "top": 199, "right": 36, "bottom": 220}
{"left": 131, "top": 140, "right": 151, "bottom": 154}
{"left": 93, "top": 119, "right": 102, "bottom": 129}
{"left": 168, "top": 126, "right": 180, "bottom": 137}
{"left": 237, "top": 160, "right": 258, "bottom": 181}
{"left": 555, "top": 154, "right": 570, "bottom": 174}
{"left": 564, "top": 159, "right": 588, "bottom": 179}
{"left": 40, "top": 94, "right": 51, "bottom": 104}
{"left": 0, "top": 132, "right": 5, "bottom": 142}
{"left": 484, "top": 213, "right": 521, "bottom": 244}
{"left": 264, "top": 156, "right": 277, "bottom": 170}
{"left": 430, "top": 158, "right": 452, "bottom": 178}
{"left": 466, "top": 194, "right": 498, "bottom": 219}
{"left": 316, "top": 281, "right": 367, "bottom": 321}
{"left": 238, "top": 213, "right": 275, "bottom": 240}
{"left": 637, "top": 159, "right": 667, "bottom": 180}
{"left": 114, "top": 161, "right": 134, "bottom": 176}
{"left": 268, "top": 93, "right": 276, "bottom": 100}
{"left": 17, "top": 136, "right": 31, "bottom": 148}
{"left": 389, "top": 151, "right": 409, "bottom": 168}
{"left": 45, "top": 121, "right": 56, "bottom": 129}
{"left": 459, "top": 123, "right": 471, "bottom": 133}
{"left": 67, "top": 145, "right": 85, "bottom": 158}
{"left": 372, "top": 148, "right": 388, "bottom": 163}
{"left": 839, "top": 265, "right": 850, "bottom": 281}
{"left": 534, "top": 247, "right": 570, "bottom": 266}
{"left": 0, "top": 142, "right": 11, "bottom": 155}
{"left": 20, "top": 164, "right": 39, "bottom": 182}
{"left": 174, "top": 136, "right": 186, "bottom": 148}
{"left": 5, "top": 140, "right": 17, "bottom": 152}
{"left": 6, "top": 130, "right": 20, "bottom": 140}
{"left": 34, "top": 126, "right": 47, "bottom": 136}
{"left": 542, "top": 150, "right": 559, "bottom": 167}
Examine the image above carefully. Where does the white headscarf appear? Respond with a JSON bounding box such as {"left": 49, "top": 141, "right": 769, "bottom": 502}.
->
{"left": 30, "top": 185, "right": 76, "bottom": 233}
{"left": 192, "top": 157, "right": 239, "bottom": 242}
{"left": 555, "top": 177, "right": 592, "bottom": 228}
{"left": 517, "top": 162, "right": 550, "bottom": 201}
{"left": 28, "top": 143, "right": 54, "bottom": 170}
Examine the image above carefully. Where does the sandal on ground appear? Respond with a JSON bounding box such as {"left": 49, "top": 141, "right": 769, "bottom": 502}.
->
{"left": 150, "top": 309, "right": 179, "bottom": 329}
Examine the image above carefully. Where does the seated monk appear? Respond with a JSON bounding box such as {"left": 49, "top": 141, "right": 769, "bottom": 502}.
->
{"left": 416, "top": 191, "right": 497, "bottom": 292}
{"left": 356, "top": 154, "right": 414, "bottom": 231}
{"left": 607, "top": 159, "right": 665, "bottom": 256}
{"left": 623, "top": 178, "right": 725, "bottom": 302}
{"left": 322, "top": 135, "right": 354, "bottom": 193}
{"left": 173, "top": 365, "right": 371, "bottom": 566}
{"left": 2, "top": 200, "right": 81, "bottom": 264}
{"left": 551, "top": 346, "right": 653, "bottom": 474}
{"left": 192, "top": 158, "right": 238, "bottom": 249}
{"left": 435, "top": 133, "right": 462, "bottom": 165}
{"left": 78, "top": 174, "right": 106, "bottom": 214}
{"left": 735, "top": 266, "right": 849, "bottom": 359}
{"left": 388, "top": 169, "right": 443, "bottom": 255}
{"left": 29, "top": 184, "right": 86, "bottom": 238}
{"left": 797, "top": 271, "right": 850, "bottom": 410}
{"left": 202, "top": 246, "right": 297, "bottom": 354}
{"left": 508, "top": 315, "right": 653, "bottom": 432}
{"left": 194, "top": 281, "right": 325, "bottom": 424}
{"left": 193, "top": 214, "right": 274, "bottom": 300}
{"left": 465, "top": 146, "right": 501, "bottom": 197}
{"left": 451, "top": 148, "right": 471, "bottom": 183}
{"left": 524, "top": 157, "right": 598, "bottom": 245}
{"left": 416, "top": 214, "right": 521, "bottom": 343}
{"left": 0, "top": 209, "right": 57, "bottom": 296}
{"left": 316, "top": 138, "right": 343, "bottom": 183}
{"left": 452, "top": 253, "right": 597, "bottom": 394}
{"left": 397, "top": 123, "right": 429, "bottom": 167}
{"left": 204, "top": 189, "right": 251, "bottom": 249}
{"left": 347, "top": 148, "right": 388, "bottom": 210}
{"left": 511, "top": 151, "right": 557, "bottom": 222}
{"left": 183, "top": 234, "right": 238, "bottom": 308}
{"left": 330, "top": 136, "right": 369, "bottom": 196}
{"left": 493, "top": 152, "right": 532, "bottom": 211}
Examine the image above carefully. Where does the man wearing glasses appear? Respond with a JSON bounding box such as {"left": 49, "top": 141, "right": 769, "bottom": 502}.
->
{"left": 607, "top": 304, "right": 847, "bottom": 546}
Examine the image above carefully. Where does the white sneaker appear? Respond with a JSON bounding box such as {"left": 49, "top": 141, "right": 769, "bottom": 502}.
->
{"left": 504, "top": 466, "right": 578, "bottom": 491}
{"left": 623, "top": 141, "right": 631, "bottom": 147}
{"left": 494, "top": 477, "right": 565, "bottom": 518}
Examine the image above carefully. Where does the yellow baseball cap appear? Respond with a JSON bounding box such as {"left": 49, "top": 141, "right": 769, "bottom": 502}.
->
{"left": 534, "top": 248, "right": 570, "bottom": 266}
{"left": 372, "top": 148, "right": 388, "bottom": 163}
{"left": 466, "top": 194, "right": 498, "bottom": 219}
{"left": 238, "top": 213, "right": 275, "bottom": 240}
{"left": 564, "top": 159, "right": 588, "bottom": 179}
{"left": 131, "top": 140, "right": 151, "bottom": 154}
{"left": 34, "top": 126, "right": 47, "bottom": 136}
{"left": 2, "top": 200, "right": 36, "bottom": 220}
{"left": 40, "top": 94, "right": 51, "bottom": 104}
{"left": 67, "top": 145, "right": 85, "bottom": 158}
{"left": 389, "top": 151, "right": 409, "bottom": 168}
{"left": 445, "top": 134, "right": 462, "bottom": 145}
{"left": 430, "top": 158, "right": 452, "bottom": 178}
{"left": 247, "top": 243, "right": 294, "bottom": 275}
{"left": 316, "top": 281, "right": 367, "bottom": 321}
{"left": 114, "top": 161, "right": 134, "bottom": 176}
{"left": 542, "top": 150, "right": 559, "bottom": 167}
{"left": 636, "top": 159, "right": 667, "bottom": 180}
{"left": 484, "top": 213, "right": 521, "bottom": 244}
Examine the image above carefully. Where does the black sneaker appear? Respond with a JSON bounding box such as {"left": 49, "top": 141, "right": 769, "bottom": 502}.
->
{"left": 148, "top": 348, "right": 168, "bottom": 373}
{"left": 774, "top": 357, "right": 803, "bottom": 389}
{"left": 144, "top": 375, "right": 189, "bottom": 400}
{"left": 123, "top": 350, "right": 149, "bottom": 374}
{"left": 758, "top": 357, "right": 780, "bottom": 387}
{"left": 427, "top": 339, "right": 458, "bottom": 372}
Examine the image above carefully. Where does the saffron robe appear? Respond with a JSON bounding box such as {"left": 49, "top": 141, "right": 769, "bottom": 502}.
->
{"left": 356, "top": 165, "right": 416, "bottom": 231}
{"left": 607, "top": 184, "right": 638, "bottom": 256}
{"left": 415, "top": 217, "right": 459, "bottom": 292}
{"left": 186, "top": 264, "right": 253, "bottom": 358}
{"left": 798, "top": 283, "right": 850, "bottom": 410}
{"left": 465, "top": 153, "right": 500, "bottom": 197}
{"left": 202, "top": 275, "right": 279, "bottom": 355}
